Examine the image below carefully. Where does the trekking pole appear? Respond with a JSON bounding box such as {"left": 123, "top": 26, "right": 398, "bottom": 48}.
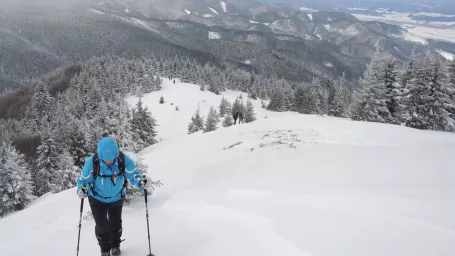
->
{"left": 144, "top": 189, "right": 154, "bottom": 256}
{"left": 76, "top": 198, "right": 84, "bottom": 256}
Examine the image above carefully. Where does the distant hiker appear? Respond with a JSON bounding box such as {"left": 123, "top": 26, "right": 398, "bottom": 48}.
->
{"left": 173, "top": 80, "right": 176, "bottom": 84}
{"left": 233, "top": 109, "right": 244, "bottom": 125}
{"left": 76, "top": 137, "right": 153, "bottom": 256}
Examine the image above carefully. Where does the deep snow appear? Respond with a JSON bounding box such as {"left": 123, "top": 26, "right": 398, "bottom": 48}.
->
{"left": 1, "top": 79, "right": 455, "bottom": 256}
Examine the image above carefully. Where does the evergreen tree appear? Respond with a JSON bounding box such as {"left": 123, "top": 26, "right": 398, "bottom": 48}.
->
{"left": 222, "top": 115, "right": 234, "bottom": 127}
{"left": 52, "top": 150, "right": 79, "bottom": 193}
{"left": 318, "top": 85, "right": 329, "bottom": 115}
{"left": 66, "top": 119, "right": 91, "bottom": 168}
{"left": 448, "top": 60, "right": 455, "bottom": 119}
{"left": 295, "top": 85, "right": 320, "bottom": 114}
{"left": 188, "top": 107, "right": 205, "bottom": 134}
{"left": 204, "top": 107, "right": 219, "bottom": 133}
{"left": 219, "top": 97, "right": 231, "bottom": 117}
{"left": 131, "top": 98, "right": 158, "bottom": 151}
{"left": 383, "top": 58, "right": 405, "bottom": 123}
{"left": 400, "top": 50, "right": 418, "bottom": 88}
{"left": 407, "top": 58, "right": 454, "bottom": 131}
{"left": 32, "top": 81, "right": 52, "bottom": 118}
{"left": 329, "top": 83, "right": 349, "bottom": 118}
{"left": 267, "top": 88, "right": 286, "bottom": 112}
{"left": 245, "top": 99, "right": 256, "bottom": 123}
{"left": 350, "top": 52, "right": 391, "bottom": 122}
{"left": 35, "top": 132, "right": 61, "bottom": 196}
{"left": 0, "top": 142, "right": 35, "bottom": 217}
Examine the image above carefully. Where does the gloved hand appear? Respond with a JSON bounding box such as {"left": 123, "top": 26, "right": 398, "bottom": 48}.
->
{"left": 77, "top": 185, "right": 88, "bottom": 198}
{"left": 140, "top": 175, "right": 164, "bottom": 190}
{"left": 140, "top": 175, "right": 153, "bottom": 190}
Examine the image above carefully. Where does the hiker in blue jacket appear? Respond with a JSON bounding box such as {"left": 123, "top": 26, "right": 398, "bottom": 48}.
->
{"left": 76, "top": 137, "right": 153, "bottom": 256}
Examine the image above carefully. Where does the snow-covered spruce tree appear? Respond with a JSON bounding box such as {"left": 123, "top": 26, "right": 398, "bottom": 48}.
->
{"left": 204, "top": 107, "right": 220, "bottom": 133}
{"left": 329, "top": 82, "right": 349, "bottom": 118}
{"left": 405, "top": 55, "right": 451, "bottom": 130}
{"left": 383, "top": 57, "right": 406, "bottom": 124}
{"left": 51, "top": 150, "right": 79, "bottom": 193}
{"left": 188, "top": 107, "right": 205, "bottom": 134}
{"left": 222, "top": 115, "right": 234, "bottom": 127}
{"left": 108, "top": 97, "right": 137, "bottom": 153}
{"left": 131, "top": 98, "right": 158, "bottom": 151}
{"left": 35, "top": 130, "right": 64, "bottom": 195}
{"left": 350, "top": 52, "right": 391, "bottom": 122}
{"left": 0, "top": 142, "right": 35, "bottom": 217}
{"left": 219, "top": 96, "right": 231, "bottom": 117}
{"left": 267, "top": 88, "right": 286, "bottom": 112}
{"left": 294, "top": 84, "right": 320, "bottom": 114}
{"left": 448, "top": 60, "right": 455, "bottom": 119}
{"left": 32, "top": 81, "right": 52, "bottom": 118}
{"left": 245, "top": 99, "right": 256, "bottom": 123}
{"left": 400, "top": 50, "right": 418, "bottom": 88}
{"left": 22, "top": 81, "right": 53, "bottom": 133}
{"left": 408, "top": 57, "right": 455, "bottom": 131}
{"left": 65, "top": 118, "right": 91, "bottom": 168}
{"left": 154, "top": 76, "right": 163, "bottom": 91}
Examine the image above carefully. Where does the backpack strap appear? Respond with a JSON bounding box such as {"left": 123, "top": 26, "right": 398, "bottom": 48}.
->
{"left": 118, "top": 152, "right": 128, "bottom": 192}
{"left": 93, "top": 153, "right": 100, "bottom": 180}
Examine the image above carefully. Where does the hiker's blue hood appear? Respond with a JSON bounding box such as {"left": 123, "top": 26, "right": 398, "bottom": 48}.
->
{"left": 97, "top": 137, "right": 119, "bottom": 161}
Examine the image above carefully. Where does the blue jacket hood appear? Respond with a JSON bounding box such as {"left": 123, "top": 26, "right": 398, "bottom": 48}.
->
{"left": 97, "top": 137, "right": 119, "bottom": 161}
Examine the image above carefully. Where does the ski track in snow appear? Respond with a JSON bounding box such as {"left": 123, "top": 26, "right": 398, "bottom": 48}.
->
{"left": 1, "top": 79, "right": 455, "bottom": 256}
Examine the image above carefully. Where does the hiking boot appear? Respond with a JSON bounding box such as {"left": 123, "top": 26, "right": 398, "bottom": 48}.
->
{"left": 111, "top": 247, "right": 121, "bottom": 256}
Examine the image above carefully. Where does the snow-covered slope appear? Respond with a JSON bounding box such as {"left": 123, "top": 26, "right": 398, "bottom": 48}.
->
{"left": 1, "top": 80, "right": 455, "bottom": 256}
{"left": 127, "top": 79, "right": 266, "bottom": 141}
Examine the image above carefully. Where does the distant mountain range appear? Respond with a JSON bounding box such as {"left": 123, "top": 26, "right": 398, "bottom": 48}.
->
{"left": 1, "top": 0, "right": 454, "bottom": 92}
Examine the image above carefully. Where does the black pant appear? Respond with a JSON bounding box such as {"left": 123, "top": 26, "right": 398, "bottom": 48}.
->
{"left": 88, "top": 196, "right": 124, "bottom": 252}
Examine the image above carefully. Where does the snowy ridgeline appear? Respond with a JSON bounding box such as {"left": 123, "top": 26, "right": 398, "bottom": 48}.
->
{"left": 1, "top": 85, "right": 455, "bottom": 256}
